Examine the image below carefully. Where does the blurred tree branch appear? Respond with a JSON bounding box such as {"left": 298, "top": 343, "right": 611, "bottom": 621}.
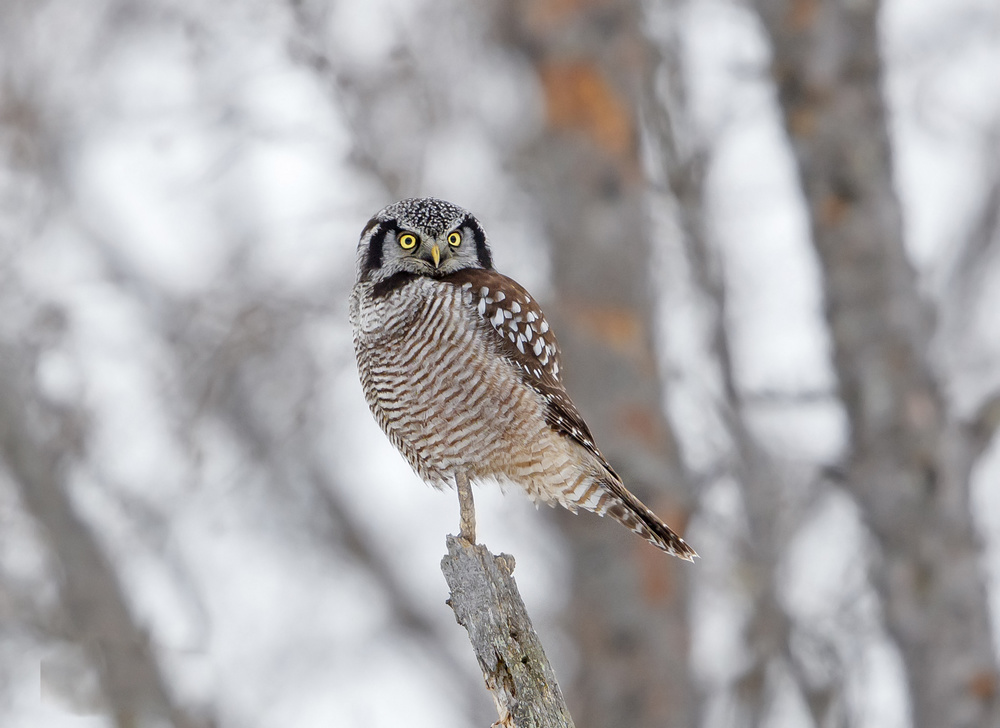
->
{"left": 287, "top": 0, "right": 425, "bottom": 200}
{"left": 945, "top": 136, "right": 1000, "bottom": 303}
{"left": 941, "top": 135, "right": 1000, "bottom": 373}
{"left": 0, "top": 351, "right": 204, "bottom": 728}
{"left": 968, "top": 389, "right": 1000, "bottom": 459}
{"left": 645, "top": 14, "right": 847, "bottom": 716}
{"left": 752, "top": 1, "right": 1000, "bottom": 726}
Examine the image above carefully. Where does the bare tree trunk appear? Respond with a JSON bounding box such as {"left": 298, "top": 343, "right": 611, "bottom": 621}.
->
{"left": 752, "top": 2, "right": 1000, "bottom": 726}
{"left": 442, "top": 536, "right": 575, "bottom": 728}
{"left": 643, "top": 13, "right": 850, "bottom": 724}
{"left": 497, "top": 2, "right": 698, "bottom": 726}
{"left": 0, "top": 352, "right": 200, "bottom": 728}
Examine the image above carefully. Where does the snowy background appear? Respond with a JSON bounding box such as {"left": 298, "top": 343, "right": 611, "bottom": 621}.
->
{"left": 1, "top": 0, "right": 999, "bottom": 727}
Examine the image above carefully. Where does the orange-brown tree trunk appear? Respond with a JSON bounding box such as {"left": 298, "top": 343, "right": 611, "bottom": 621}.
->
{"left": 498, "top": 2, "right": 699, "bottom": 726}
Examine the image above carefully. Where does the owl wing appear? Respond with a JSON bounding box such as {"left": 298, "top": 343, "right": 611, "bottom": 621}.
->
{"left": 441, "top": 269, "right": 616, "bottom": 476}
{"left": 441, "top": 268, "right": 697, "bottom": 561}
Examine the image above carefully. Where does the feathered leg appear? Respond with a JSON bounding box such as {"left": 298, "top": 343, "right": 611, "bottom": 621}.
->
{"left": 456, "top": 470, "right": 476, "bottom": 545}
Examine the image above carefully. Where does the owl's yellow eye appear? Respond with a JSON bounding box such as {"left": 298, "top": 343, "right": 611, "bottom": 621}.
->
{"left": 447, "top": 231, "right": 462, "bottom": 247}
{"left": 398, "top": 233, "right": 418, "bottom": 250}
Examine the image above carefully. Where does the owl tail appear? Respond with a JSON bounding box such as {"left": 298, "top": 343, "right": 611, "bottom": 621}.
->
{"left": 596, "top": 479, "right": 698, "bottom": 561}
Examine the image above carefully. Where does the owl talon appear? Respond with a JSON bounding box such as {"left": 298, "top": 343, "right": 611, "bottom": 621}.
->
{"left": 456, "top": 471, "right": 477, "bottom": 545}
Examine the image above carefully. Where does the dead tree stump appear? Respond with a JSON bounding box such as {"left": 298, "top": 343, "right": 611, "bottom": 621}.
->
{"left": 441, "top": 535, "right": 575, "bottom": 728}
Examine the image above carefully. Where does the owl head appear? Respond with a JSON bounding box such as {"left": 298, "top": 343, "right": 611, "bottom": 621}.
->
{"left": 355, "top": 198, "right": 494, "bottom": 285}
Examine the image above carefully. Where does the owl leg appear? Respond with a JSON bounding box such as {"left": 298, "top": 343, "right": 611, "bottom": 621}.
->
{"left": 455, "top": 470, "right": 476, "bottom": 544}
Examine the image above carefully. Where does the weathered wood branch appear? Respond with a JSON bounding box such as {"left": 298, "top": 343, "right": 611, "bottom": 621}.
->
{"left": 441, "top": 535, "right": 575, "bottom": 728}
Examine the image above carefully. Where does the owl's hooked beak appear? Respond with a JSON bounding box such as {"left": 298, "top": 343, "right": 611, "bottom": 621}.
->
{"left": 430, "top": 244, "right": 441, "bottom": 268}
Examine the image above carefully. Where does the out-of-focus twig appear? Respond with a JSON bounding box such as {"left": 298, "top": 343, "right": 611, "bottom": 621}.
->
{"left": 945, "top": 138, "right": 1000, "bottom": 303}
{"left": 968, "top": 389, "right": 1000, "bottom": 458}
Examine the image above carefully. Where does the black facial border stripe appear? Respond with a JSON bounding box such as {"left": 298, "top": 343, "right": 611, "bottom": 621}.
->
{"left": 362, "top": 220, "right": 400, "bottom": 278}
{"left": 459, "top": 215, "right": 492, "bottom": 269}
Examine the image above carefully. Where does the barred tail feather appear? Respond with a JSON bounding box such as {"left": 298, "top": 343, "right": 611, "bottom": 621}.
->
{"left": 596, "top": 480, "right": 698, "bottom": 562}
